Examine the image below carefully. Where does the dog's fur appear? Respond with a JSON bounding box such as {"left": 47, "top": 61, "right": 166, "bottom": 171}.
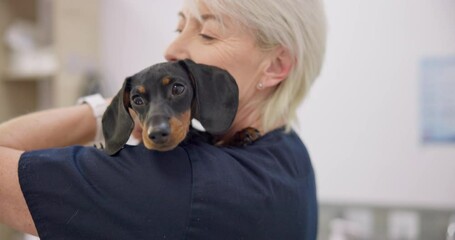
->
{"left": 102, "top": 59, "right": 239, "bottom": 155}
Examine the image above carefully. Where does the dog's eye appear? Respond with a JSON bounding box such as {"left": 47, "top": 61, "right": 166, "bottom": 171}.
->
{"left": 132, "top": 95, "right": 144, "bottom": 106}
{"left": 172, "top": 84, "right": 185, "bottom": 96}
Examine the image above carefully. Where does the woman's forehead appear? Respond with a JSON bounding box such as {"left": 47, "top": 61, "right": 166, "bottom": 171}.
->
{"left": 181, "top": 0, "right": 248, "bottom": 33}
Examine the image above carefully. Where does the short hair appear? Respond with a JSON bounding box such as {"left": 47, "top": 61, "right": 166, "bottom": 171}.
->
{"left": 187, "top": 0, "right": 327, "bottom": 131}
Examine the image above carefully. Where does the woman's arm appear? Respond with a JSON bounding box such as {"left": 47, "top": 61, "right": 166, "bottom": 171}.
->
{"left": 0, "top": 104, "right": 97, "bottom": 151}
{"left": 0, "top": 104, "right": 97, "bottom": 236}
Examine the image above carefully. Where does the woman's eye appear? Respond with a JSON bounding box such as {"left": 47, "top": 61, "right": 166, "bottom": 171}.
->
{"left": 199, "top": 33, "right": 215, "bottom": 41}
{"left": 172, "top": 84, "right": 185, "bottom": 96}
{"left": 132, "top": 96, "right": 144, "bottom": 106}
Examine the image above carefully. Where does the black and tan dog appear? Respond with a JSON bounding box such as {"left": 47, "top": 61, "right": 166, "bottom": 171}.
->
{"left": 102, "top": 59, "right": 239, "bottom": 155}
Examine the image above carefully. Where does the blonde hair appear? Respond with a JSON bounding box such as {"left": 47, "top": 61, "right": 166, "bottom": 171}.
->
{"left": 187, "top": 0, "right": 327, "bottom": 131}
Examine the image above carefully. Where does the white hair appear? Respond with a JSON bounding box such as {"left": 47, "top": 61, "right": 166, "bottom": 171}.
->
{"left": 187, "top": 0, "right": 327, "bottom": 131}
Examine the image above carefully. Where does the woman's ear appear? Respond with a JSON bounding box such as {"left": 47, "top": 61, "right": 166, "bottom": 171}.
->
{"left": 261, "top": 46, "right": 293, "bottom": 88}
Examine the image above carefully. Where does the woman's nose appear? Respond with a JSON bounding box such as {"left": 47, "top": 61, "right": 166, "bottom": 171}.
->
{"left": 164, "top": 36, "right": 190, "bottom": 61}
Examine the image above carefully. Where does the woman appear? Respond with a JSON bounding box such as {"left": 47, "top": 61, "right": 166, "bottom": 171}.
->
{"left": 0, "top": 0, "right": 326, "bottom": 239}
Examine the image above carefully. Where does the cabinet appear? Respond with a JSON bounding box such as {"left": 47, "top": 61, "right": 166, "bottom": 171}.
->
{"left": 0, "top": 0, "right": 100, "bottom": 122}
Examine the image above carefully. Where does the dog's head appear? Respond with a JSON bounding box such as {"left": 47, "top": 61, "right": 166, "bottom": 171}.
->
{"left": 102, "top": 59, "right": 239, "bottom": 155}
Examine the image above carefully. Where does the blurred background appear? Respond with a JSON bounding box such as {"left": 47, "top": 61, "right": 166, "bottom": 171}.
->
{"left": 0, "top": 0, "right": 454, "bottom": 239}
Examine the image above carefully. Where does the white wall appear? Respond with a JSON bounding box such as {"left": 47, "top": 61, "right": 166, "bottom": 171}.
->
{"left": 99, "top": 0, "right": 182, "bottom": 95}
{"left": 298, "top": 0, "right": 455, "bottom": 208}
{"left": 100, "top": 0, "right": 455, "bottom": 209}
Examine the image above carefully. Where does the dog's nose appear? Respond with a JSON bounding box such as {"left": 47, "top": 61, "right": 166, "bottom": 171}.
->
{"left": 148, "top": 118, "right": 171, "bottom": 144}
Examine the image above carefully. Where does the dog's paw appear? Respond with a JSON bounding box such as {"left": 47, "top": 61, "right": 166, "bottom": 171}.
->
{"left": 229, "top": 127, "right": 261, "bottom": 147}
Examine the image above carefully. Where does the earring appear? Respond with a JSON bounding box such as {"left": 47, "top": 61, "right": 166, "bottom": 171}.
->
{"left": 256, "top": 82, "right": 264, "bottom": 90}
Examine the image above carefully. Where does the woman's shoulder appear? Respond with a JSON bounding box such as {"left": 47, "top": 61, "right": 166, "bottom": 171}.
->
{"left": 182, "top": 127, "right": 313, "bottom": 176}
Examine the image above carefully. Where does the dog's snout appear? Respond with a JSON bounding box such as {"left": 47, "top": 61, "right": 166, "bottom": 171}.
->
{"left": 147, "top": 116, "right": 171, "bottom": 144}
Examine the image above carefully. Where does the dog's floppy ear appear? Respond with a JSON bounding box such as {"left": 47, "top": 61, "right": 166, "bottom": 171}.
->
{"left": 179, "top": 59, "right": 239, "bottom": 135}
{"left": 102, "top": 77, "right": 134, "bottom": 155}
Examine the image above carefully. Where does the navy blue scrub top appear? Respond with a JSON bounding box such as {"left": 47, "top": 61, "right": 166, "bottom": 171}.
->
{"left": 18, "top": 128, "right": 318, "bottom": 240}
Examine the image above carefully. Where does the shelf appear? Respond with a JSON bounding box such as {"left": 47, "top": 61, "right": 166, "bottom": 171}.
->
{"left": 4, "top": 68, "right": 55, "bottom": 81}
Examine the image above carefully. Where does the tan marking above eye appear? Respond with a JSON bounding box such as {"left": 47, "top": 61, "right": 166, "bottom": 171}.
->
{"left": 137, "top": 85, "right": 146, "bottom": 94}
{"left": 162, "top": 77, "right": 171, "bottom": 86}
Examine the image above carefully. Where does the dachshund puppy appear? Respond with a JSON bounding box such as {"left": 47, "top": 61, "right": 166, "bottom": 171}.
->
{"left": 102, "top": 59, "right": 239, "bottom": 155}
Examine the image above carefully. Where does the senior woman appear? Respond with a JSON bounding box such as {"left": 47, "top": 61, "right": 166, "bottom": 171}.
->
{"left": 0, "top": 0, "right": 326, "bottom": 239}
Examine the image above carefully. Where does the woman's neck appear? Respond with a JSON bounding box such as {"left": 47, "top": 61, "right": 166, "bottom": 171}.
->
{"left": 217, "top": 99, "right": 285, "bottom": 145}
